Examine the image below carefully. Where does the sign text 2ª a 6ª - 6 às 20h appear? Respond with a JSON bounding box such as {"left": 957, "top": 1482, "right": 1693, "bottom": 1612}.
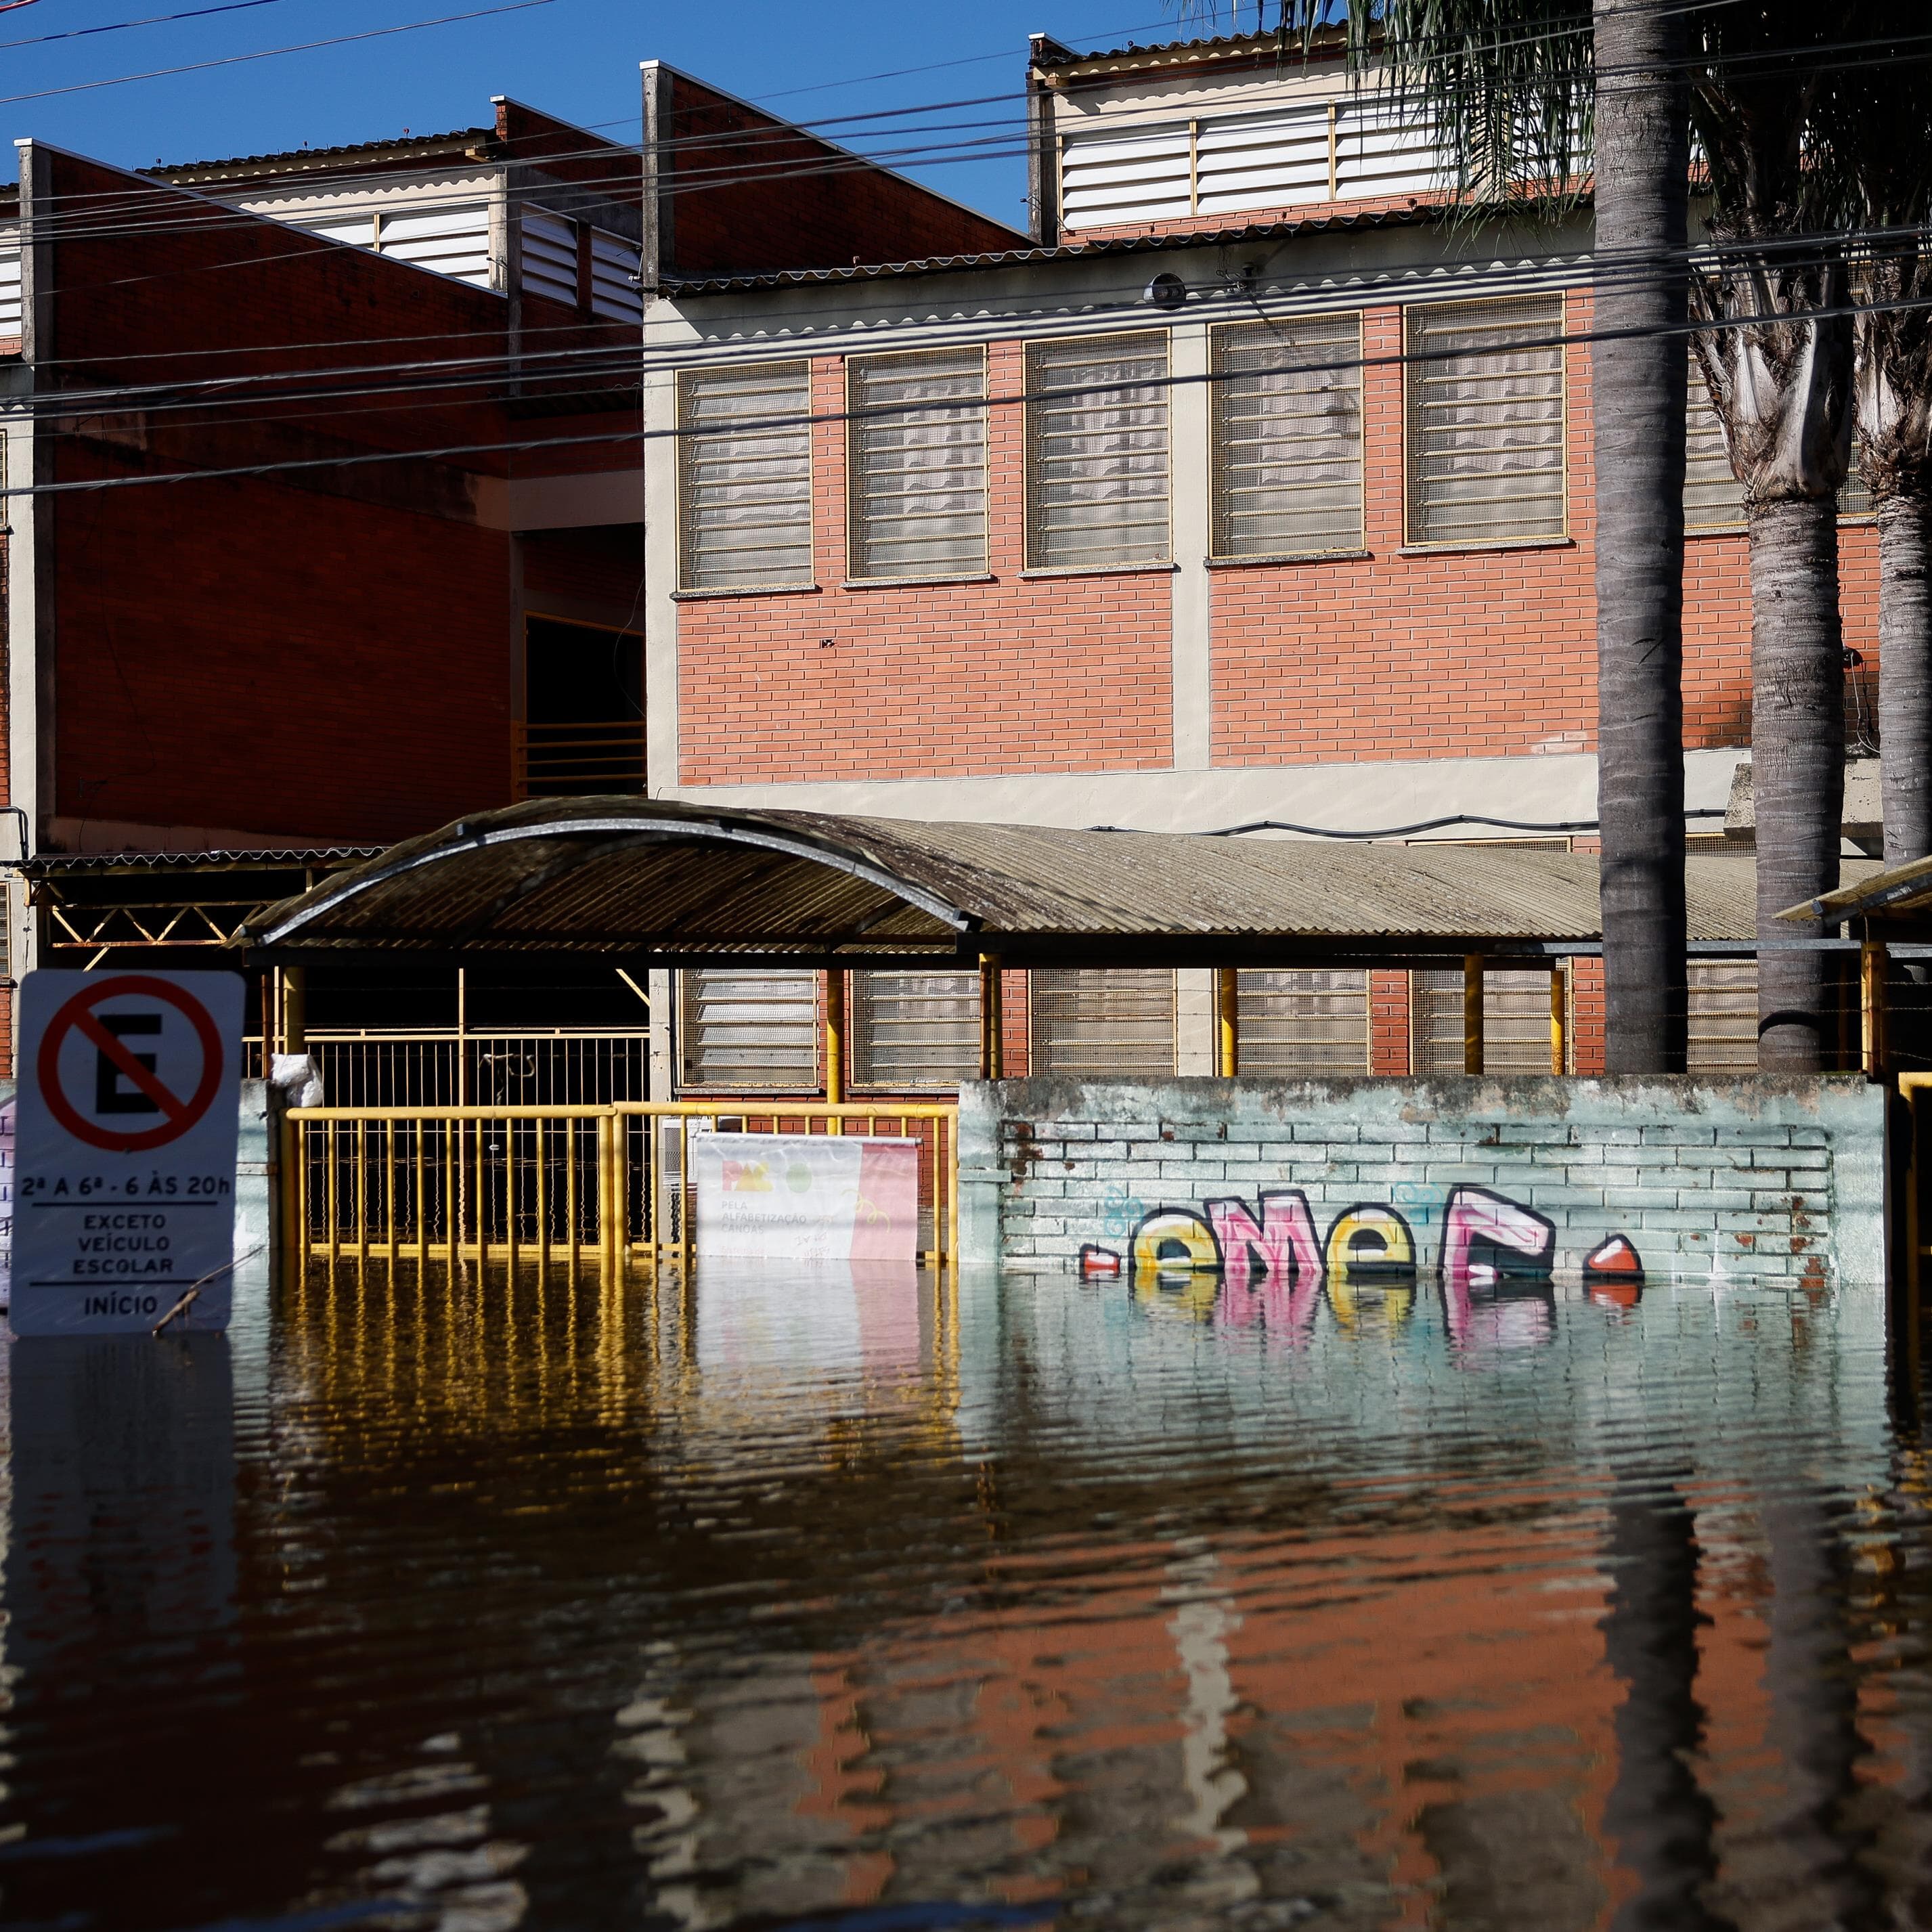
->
{"left": 10, "top": 970, "right": 243, "bottom": 1336}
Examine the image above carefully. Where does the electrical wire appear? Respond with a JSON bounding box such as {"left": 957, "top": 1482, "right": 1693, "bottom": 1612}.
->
{"left": 3, "top": 275, "right": 1920, "bottom": 500}
{"left": 0, "top": 228, "right": 1901, "bottom": 435}
{"left": 0, "top": 0, "right": 559, "bottom": 110}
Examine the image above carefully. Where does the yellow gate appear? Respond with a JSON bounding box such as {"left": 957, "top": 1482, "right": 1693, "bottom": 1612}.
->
{"left": 279, "top": 1101, "right": 959, "bottom": 1272}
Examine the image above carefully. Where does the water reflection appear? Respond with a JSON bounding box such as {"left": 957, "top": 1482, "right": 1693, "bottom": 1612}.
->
{"left": 1, "top": 1256, "right": 1926, "bottom": 1931}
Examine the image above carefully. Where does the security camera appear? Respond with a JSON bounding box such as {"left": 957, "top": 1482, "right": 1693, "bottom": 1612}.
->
{"left": 1144, "top": 272, "right": 1188, "bottom": 311}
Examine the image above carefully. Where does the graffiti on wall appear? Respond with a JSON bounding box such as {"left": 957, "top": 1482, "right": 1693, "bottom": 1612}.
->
{"left": 1078, "top": 1185, "right": 1645, "bottom": 1346}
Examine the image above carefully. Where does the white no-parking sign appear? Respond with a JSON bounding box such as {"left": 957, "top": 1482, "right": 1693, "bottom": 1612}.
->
{"left": 11, "top": 970, "right": 243, "bottom": 1336}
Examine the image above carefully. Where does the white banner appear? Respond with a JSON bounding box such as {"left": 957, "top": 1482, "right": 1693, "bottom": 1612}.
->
{"left": 690, "top": 1132, "right": 921, "bottom": 1262}
{"left": 11, "top": 970, "right": 242, "bottom": 1336}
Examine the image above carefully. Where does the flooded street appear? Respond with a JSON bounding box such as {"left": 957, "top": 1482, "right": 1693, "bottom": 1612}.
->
{"left": 5, "top": 1263, "right": 1929, "bottom": 1932}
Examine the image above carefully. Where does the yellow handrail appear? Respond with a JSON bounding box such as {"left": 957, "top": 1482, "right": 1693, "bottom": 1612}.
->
{"left": 283, "top": 1098, "right": 959, "bottom": 1271}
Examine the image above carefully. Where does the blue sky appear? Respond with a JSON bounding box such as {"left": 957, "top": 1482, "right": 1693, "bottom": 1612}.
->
{"left": 0, "top": 0, "right": 1263, "bottom": 205}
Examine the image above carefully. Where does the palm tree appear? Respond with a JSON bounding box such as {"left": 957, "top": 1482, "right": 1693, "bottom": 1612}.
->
{"left": 1685, "top": 7, "right": 1858, "bottom": 1070}
{"left": 1811, "top": 43, "right": 1932, "bottom": 864}
{"left": 1283, "top": 0, "right": 1688, "bottom": 1071}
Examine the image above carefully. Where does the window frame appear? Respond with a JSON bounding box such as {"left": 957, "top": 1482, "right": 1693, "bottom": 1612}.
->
{"left": 844, "top": 344, "right": 990, "bottom": 586}
{"left": 1028, "top": 967, "right": 1180, "bottom": 1078}
{"left": 1401, "top": 292, "right": 1571, "bottom": 552}
{"left": 674, "top": 966, "right": 820, "bottom": 1095}
{"left": 674, "top": 357, "right": 816, "bottom": 595}
{"left": 1208, "top": 310, "right": 1367, "bottom": 563}
{"left": 849, "top": 967, "right": 983, "bottom": 1093}
{"left": 1023, "top": 328, "right": 1174, "bottom": 574}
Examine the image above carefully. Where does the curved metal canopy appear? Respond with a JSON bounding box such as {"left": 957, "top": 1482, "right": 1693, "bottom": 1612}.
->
{"left": 244, "top": 797, "right": 1792, "bottom": 968}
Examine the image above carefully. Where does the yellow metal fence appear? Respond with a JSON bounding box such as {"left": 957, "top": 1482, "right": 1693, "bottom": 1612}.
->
{"left": 282, "top": 1101, "right": 960, "bottom": 1272}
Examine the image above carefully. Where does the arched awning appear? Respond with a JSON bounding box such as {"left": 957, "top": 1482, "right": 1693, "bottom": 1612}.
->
{"left": 244, "top": 796, "right": 1802, "bottom": 969}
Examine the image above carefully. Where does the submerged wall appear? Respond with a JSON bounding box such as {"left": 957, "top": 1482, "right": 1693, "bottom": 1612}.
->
{"left": 957, "top": 1076, "right": 1887, "bottom": 1289}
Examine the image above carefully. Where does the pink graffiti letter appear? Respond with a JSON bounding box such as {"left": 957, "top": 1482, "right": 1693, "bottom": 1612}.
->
{"left": 1206, "top": 1191, "right": 1324, "bottom": 1291}
{"left": 1439, "top": 1186, "right": 1555, "bottom": 1283}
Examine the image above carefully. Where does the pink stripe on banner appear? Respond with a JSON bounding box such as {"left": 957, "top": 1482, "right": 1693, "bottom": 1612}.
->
{"left": 850, "top": 1139, "right": 921, "bottom": 1262}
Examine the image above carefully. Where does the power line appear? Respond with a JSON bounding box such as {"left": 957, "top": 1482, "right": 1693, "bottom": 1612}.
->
{"left": 3, "top": 278, "right": 1916, "bottom": 501}
{"left": 0, "top": 0, "right": 559, "bottom": 109}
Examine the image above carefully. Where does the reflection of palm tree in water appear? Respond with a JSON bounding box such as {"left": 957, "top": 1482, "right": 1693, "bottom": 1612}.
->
{"left": 1601, "top": 1477, "right": 1734, "bottom": 1932}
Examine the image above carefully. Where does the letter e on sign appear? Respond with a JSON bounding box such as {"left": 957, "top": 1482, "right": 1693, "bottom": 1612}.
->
{"left": 11, "top": 970, "right": 244, "bottom": 1336}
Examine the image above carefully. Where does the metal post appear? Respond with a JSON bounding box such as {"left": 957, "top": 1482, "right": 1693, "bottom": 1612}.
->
{"left": 1862, "top": 938, "right": 1889, "bottom": 1080}
{"left": 1550, "top": 966, "right": 1568, "bottom": 1076}
{"left": 978, "top": 953, "right": 1004, "bottom": 1080}
{"left": 824, "top": 969, "right": 846, "bottom": 1135}
{"left": 1463, "top": 953, "right": 1485, "bottom": 1076}
{"left": 282, "top": 967, "right": 307, "bottom": 1055}
{"left": 455, "top": 967, "right": 468, "bottom": 1105}
{"left": 1216, "top": 967, "right": 1239, "bottom": 1078}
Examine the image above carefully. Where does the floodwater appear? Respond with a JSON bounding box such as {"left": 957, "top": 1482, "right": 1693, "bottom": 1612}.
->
{"left": 5, "top": 1260, "right": 1931, "bottom": 1932}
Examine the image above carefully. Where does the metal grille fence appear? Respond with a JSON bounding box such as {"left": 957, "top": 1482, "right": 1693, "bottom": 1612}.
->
{"left": 250, "top": 1030, "right": 650, "bottom": 1106}
{"left": 284, "top": 1101, "right": 960, "bottom": 1271}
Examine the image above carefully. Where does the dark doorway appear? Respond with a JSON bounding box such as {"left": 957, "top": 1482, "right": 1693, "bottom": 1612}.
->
{"left": 518, "top": 617, "right": 645, "bottom": 797}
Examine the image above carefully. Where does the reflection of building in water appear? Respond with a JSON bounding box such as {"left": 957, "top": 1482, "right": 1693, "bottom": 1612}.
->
{"left": 261, "top": 1263, "right": 1908, "bottom": 1928}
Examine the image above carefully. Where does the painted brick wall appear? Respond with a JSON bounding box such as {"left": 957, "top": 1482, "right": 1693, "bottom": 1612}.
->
{"left": 663, "top": 74, "right": 1025, "bottom": 277}
{"left": 677, "top": 343, "right": 1176, "bottom": 784}
{"left": 51, "top": 444, "right": 512, "bottom": 845}
{"left": 958, "top": 1075, "right": 1885, "bottom": 1288}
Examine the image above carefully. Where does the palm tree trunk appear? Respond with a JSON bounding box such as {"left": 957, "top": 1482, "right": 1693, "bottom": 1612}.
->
{"left": 1878, "top": 489, "right": 1932, "bottom": 864}
{"left": 1752, "top": 497, "right": 1845, "bottom": 1068}
{"left": 1593, "top": 0, "right": 1689, "bottom": 1073}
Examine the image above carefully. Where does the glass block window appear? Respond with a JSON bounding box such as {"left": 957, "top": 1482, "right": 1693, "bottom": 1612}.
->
{"left": 851, "top": 971, "right": 980, "bottom": 1089}
{"left": 848, "top": 349, "right": 988, "bottom": 581}
{"left": 1025, "top": 332, "right": 1170, "bottom": 570}
{"left": 1404, "top": 296, "right": 1566, "bottom": 546}
{"left": 677, "top": 360, "right": 812, "bottom": 591}
{"left": 678, "top": 968, "right": 817, "bottom": 1091}
{"left": 1030, "top": 969, "right": 1177, "bottom": 1076}
{"left": 1687, "top": 960, "right": 1759, "bottom": 1073}
{"left": 1411, "top": 967, "right": 1566, "bottom": 1074}
{"left": 1236, "top": 969, "right": 1370, "bottom": 1074}
{"left": 1211, "top": 313, "right": 1364, "bottom": 558}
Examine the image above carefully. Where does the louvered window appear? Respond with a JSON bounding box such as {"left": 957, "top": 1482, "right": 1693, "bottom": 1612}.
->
{"left": 852, "top": 971, "right": 980, "bottom": 1089}
{"left": 1236, "top": 969, "right": 1371, "bottom": 1074}
{"left": 848, "top": 349, "right": 988, "bottom": 581}
{"left": 1404, "top": 297, "right": 1566, "bottom": 546}
{"left": 1411, "top": 968, "right": 1567, "bottom": 1074}
{"left": 1025, "top": 333, "right": 1170, "bottom": 570}
{"left": 678, "top": 969, "right": 817, "bottom": 1091}
{"left": 678, "top": 361, "right": 813, "bottom": 591}
{"left": 1212, "top": 314, "right": 1363, "bottom": 558}
{"left": 1030, "top": 969, "right": 1177, "bottom": 1076}
{"left": 521, "top": 211, "right": 578, "bottom": 306}
{"left": 588, "top": 229, "right": 642, "bottom": 324}
{"left": 1687, "top": 960, "right": 1759, "bottom": 1073}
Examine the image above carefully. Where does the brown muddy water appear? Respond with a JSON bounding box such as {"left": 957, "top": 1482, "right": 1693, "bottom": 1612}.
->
{"left": 2, "top": 1261, "right": 1928, "bottom": 1932}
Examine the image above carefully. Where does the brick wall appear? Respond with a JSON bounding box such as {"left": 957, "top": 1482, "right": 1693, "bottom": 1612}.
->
{"left": 678, "top": 343, "right": 1174, "bottom": 783}
{"left": 673, "top": 300, "right": 1884, "bottom": 788}
{"left": 958, "top": 1074, "right": 1885, "bottom": 1286}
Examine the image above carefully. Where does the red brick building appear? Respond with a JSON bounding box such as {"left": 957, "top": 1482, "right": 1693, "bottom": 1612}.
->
{"left": 0, "top": 69, "right": 1022, "bottom": 1066}
{"left": 637, "top": 28, "right": 1880, "bottom": 1090}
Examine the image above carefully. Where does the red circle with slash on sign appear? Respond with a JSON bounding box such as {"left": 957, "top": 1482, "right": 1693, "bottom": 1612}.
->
{"left": 37, "top": 975, "right": 225, "bottom": 1154}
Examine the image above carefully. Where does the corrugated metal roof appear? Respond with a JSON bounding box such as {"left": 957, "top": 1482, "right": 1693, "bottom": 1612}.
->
{"left": 244, "top": 797, "right": 1842, "bottom": 966}
{"left": 1784, "top": 853, "right": 1932, "bottom": 925}
{"left": 154, "top": 129, "right": 496, "bottom": 186}
{"left": 1032, "top": 26, "right": 1347, "bottom": 79}
{"left": 21, "top": 847, "right": 378, "bottom": 878}
{"left": 661, "top": 206, "right": 1436, "bottom": 294}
